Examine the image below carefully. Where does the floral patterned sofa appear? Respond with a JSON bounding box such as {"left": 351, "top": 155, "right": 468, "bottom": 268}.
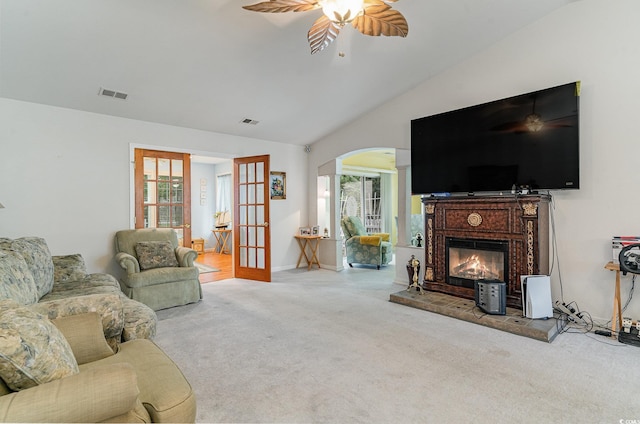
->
{"left": 0, "top": 236, "right": 157, "bottom": 348}
{"left": 341, "top": 216, "right": 392, "bottom": 269}
{"left": 0, "top": 237, "right": 197, "bottom": 422}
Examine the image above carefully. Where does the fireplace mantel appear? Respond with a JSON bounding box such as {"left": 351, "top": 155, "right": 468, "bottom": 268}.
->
{"left": 421, "top": 194, "right": 550, "bottom": 309}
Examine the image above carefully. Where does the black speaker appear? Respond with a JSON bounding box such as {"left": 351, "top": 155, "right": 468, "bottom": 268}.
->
{"left": 474, "top": 279, "right": 506, "bottom": 315}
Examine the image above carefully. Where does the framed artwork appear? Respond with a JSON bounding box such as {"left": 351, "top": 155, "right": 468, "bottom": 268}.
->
{"left": 312, "top": 226, "right": 320, "bottom": 236}
{"left": 270, "top": 171, "right": 286, "bottom": 200}
{"left": 299, "top": 227, "right": 311, "bottom": 236}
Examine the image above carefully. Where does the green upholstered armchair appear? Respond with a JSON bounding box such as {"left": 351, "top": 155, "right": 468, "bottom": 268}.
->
{"left": 114, "top": 228, "right": 202, "bottom": 311}
{"left": 340, "top": 216, "right": 392, "bottom": 270}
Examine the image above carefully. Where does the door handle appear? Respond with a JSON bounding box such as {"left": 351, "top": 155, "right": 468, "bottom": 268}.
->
{"left": 184, "top": 224, "right": 191, "bottom": 229}
{"left": 260, "top": 222, "right": 269, "bottom": 227}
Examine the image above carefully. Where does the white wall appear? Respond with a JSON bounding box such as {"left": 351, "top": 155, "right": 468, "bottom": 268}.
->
{"left": 307, "top": 0, "right": 640, "bottom": 321}
{"left": 190, "top": 162, "right": 217, "bottom": 248}
{"left": 0, "top": 99, "right": 308, "bottom": 277}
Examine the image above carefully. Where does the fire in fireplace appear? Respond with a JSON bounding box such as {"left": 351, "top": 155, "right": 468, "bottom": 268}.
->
{"left": 445, "top": 238, "right": 509, "bottom": 289}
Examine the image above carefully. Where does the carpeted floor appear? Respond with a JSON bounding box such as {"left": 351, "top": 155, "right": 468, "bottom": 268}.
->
{"left": 154, "top": 265, "right": 639, "bottom": 423}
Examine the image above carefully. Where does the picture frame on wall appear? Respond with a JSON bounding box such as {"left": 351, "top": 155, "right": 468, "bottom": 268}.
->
{"left": 270, "top": 171, "right": 286, "bottom": 200}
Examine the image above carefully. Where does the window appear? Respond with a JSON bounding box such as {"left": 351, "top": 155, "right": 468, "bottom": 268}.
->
{"left": 340, "top": 175, "right": 382, "bottom": 233}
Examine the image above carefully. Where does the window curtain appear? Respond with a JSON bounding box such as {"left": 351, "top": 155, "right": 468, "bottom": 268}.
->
{"left": 216, "top": 174, "right": 231, "bottom": 214}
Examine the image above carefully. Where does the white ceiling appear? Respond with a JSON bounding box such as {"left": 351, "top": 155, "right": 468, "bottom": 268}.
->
{"left": 0, "top": 0, "right": 579, "bottom": 146}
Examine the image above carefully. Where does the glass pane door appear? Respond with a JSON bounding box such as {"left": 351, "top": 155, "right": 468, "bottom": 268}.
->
{"left": 135, "top": 149, "right": 191, "bottom": 246}
{"left": 234, "top": 155, "right": 270, "bottom": 282}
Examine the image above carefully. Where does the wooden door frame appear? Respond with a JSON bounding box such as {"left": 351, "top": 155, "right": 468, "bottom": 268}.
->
{"left": 233, "top": 154, "right": 271, "bottom": 282}
{"left": 133, "top": 148, "right": 192, "bottom": 246}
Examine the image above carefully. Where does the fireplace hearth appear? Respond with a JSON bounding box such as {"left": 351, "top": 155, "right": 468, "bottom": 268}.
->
{"left": 421, "top": 195, "right": 550, "bottom": 309}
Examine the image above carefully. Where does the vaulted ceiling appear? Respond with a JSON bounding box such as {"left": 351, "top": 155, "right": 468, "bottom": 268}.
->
{"left": 0, "top": 0, "right": 579, "bottom": 146}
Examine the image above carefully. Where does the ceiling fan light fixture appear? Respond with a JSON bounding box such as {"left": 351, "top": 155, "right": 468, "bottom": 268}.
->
{"left": 242, "top": 0, "right": 408, "bottom": 55}
{"left": 525, "top": 113, "right": 544, "bottom": 132}
{"left": 319, "top": 0, "right": 364, "bottom": 26}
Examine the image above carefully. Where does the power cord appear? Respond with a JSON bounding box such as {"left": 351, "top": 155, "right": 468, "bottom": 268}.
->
{"left": 548, "top": 195, "right": 565, "bottom": 303}
{"left": 554, "top": 300, "right": 593, "bottom": 334}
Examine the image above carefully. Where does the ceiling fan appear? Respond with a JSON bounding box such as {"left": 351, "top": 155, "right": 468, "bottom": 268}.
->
{"left": 242, "top": 0, "right": 409, "bottom": 55}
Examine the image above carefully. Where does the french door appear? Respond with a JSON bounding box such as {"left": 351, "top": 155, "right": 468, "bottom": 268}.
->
{"left": 234, "top": 155, "right": 271, "bottom": 282}
{"left": 134, "top": 149, "right": 192, "bottom": 246}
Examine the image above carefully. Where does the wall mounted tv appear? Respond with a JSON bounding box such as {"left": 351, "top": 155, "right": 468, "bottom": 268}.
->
{"left": 411, "top": 81, "right": 580, "bottom": 195}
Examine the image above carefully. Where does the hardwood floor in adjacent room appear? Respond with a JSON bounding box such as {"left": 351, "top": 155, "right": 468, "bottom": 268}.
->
{"left": 196, "top": 251, "right": 232, "bottom": 283}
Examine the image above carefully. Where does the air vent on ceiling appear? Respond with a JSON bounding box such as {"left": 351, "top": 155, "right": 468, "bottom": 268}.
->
{"left": 240, "top": 118, "right": 259, "bottom": 125}
{"left": 98, "top": 87, "right": 128, "bottom": 101}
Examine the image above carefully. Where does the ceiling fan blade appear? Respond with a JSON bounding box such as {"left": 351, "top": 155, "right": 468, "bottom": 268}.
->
{"left": 489, "top": 121, "right": 525, "bottom": 132}
{"left": 243, "top": 0, "right": 320, "bottom": 13}
{"left": 544, "top": 115, "right": 577, "bottom": 126}
{"left": 363, "top": 0, "right": 388, "bottom": 5}
{"left": 308, "top": 15, "right": 340, "bottom": 54}
{"left": 352, "top": 5, "right": 408, "bottom": 37}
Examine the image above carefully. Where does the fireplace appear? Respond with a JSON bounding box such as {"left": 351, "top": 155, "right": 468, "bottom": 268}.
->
{"left": 446, "top": 238, "right": 508, "bottom": 289}
{"left": 421, "top": 195, "right": 550, "bottom": 309}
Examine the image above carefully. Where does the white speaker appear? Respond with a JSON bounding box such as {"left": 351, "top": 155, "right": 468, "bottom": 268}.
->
{"left": 520, "top": 275, "right": 553, "bottom": 319}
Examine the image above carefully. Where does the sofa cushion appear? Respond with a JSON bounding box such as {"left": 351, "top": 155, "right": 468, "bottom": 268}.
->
{"left": 0, "top": 250, "right": 39, "bottom": 305}
{"left": 30, "top": 293, "right": 125, "bottom": 348}
{"left": 52, "top": 254, "right": 88, "bottom": 283}
{"left": 371, "top": 232, "right": 391, "bottom": 242}
{"left": 135, "top": 241, "right": 179, "bottom": 270}
{"left": 359, "top": 235, "right": 382, "bottom": 246}
{"left": 8, "top": 237, "right": 54, "bottom": 299}
{"left": 52, "top": 312, "right": 115, "bottom": 365}
{"left": 0, "top": 299, "right": 79, "bottom": 391}
{"left": 342, "top": 216, "right": 367, "bottom": 237}
{"left": 126, "top": 266, "right": 199, "bottom": 288}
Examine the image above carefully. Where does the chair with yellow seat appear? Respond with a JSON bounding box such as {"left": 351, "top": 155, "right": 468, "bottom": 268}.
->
{"left": 340, "top": 216, "right": 392, "bottom": 269}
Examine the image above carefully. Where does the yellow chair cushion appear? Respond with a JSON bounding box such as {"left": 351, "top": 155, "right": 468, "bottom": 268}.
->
{"left": 359, "top": 236, "right": 381, "bottom": 246}
{"left": 371, "top": 233, "right": 390, "bottom": 242}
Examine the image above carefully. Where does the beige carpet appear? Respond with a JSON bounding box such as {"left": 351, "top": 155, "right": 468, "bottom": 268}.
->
{"left": 154, "top": 265, "right": 639, "bottom": 423}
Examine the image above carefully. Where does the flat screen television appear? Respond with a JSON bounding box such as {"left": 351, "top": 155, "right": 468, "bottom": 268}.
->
{"left": 411, "top": 81, "right": 580, "bottom": 195}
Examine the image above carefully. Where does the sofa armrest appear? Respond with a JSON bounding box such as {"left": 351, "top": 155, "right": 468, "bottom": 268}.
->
{"left": 116, "top": 251, "right": 141, "bottom": 274}
{"left": 348, "top": 236, "right": 382, "bottom": 247}
{"left": 175, "top": 246, "right": 197, "bottom": 267}
{"left": 30, "top": 293, "right": 125, "bottom": 342}
{"left": 0, "top": 363, "right": 140, "bottom": 423}
{"left": 370, "top": 232, "right": 390, "bottom": 242}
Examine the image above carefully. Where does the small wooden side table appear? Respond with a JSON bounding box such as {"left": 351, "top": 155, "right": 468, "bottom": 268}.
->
{"left": 605, "top": 261, "right": 623, "bottom": 337}
{"left": 295, "top": 235, "right": 321, "bottom": 270}
{"left": 212, "top": 229, "right": 232, "bottom": 254}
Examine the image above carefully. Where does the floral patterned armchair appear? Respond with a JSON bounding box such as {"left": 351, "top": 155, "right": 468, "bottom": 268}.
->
{"left": 340, "top": 216, "right": 392, "bottom": 269}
